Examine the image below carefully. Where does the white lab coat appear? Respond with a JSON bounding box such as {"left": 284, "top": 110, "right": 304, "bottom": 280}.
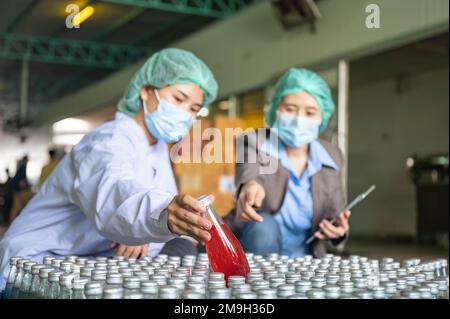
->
{"left": 0, "top": 112, "right": 178, "bottom": 288}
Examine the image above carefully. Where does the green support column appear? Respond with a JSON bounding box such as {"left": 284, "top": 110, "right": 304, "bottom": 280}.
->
{"left": 19, "top": 56, "right": 30, "bottom": 127}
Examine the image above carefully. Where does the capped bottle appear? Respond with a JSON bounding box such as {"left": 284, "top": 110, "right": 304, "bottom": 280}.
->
{"left": 197, "top": 194, "right": 250, "bottom": 285}
{"left": 5, "top": 256, "right": 22, "bottom": 299}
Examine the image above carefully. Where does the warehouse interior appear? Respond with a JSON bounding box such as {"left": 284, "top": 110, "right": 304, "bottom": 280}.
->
{"left": 0, "top": 0, "right": 448, "bottom": 299}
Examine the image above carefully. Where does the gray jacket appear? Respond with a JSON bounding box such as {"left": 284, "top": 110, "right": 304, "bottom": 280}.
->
{"left": 228, "top": 129, "right": 348, "bottom": 257}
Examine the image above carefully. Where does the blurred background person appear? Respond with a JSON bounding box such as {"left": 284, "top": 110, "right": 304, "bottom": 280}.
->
{"left": 38, "top": 148, "right": 59, "bottom": 188}
{"left": 8, "top": 156, "right": 33, "bottom": 223}
{"left": 0, "top": 169, "right": 14, "bottom": 226}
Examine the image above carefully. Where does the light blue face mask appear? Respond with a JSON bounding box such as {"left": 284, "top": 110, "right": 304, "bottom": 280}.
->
{"left": 272, "top": 112, "right": 321, "bottom": 148}
{"left": 143, "top": 89, "right": 195, "bottom": 143}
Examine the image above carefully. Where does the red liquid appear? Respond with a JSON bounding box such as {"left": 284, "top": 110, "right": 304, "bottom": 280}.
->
{"left": 205, "top": 224, "right": 250, "bottom": 285}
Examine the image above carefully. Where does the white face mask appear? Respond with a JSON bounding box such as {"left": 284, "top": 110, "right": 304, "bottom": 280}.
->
{"left": 272, "top": 111, "right": 321, "bottom": 148}
{"left": 143, "top": 89, "right": 195, "bottom": 143}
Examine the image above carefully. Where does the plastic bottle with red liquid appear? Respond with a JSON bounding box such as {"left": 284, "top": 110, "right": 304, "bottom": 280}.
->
{"left": 197, "top": 195, "right": 250, "bottom": 285}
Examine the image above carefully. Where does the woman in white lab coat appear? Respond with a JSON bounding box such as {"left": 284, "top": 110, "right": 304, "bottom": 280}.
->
{"left": 0, "top": 48, "right": 218, "bottom": 289}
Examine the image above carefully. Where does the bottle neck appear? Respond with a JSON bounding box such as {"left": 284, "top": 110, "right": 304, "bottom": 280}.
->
{"left": 205, "top": 206, "right": 223, "bottom": 227}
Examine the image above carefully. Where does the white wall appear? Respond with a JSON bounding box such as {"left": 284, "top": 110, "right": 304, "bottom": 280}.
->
{"left": 348, "top": 67, "right": 449, "bottom": 237}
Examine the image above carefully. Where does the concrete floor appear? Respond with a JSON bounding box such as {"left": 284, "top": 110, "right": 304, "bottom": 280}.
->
{"left": 345, "top": 238, "right": 448, "bottom": 261}
{"left": 0, "top": 224, "right": 448, "bottom": 262}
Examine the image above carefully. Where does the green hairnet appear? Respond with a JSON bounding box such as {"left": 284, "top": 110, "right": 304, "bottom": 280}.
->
{"left": 266, "top": 68, "right": 335, "bottom": 132}
{"left": 118, "top": 48, "right": 218, "bottom": 116}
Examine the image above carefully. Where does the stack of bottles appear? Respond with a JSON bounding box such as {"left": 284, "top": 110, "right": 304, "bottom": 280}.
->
{"left": 3, "top": 253, "right": 449, "bottom": 299}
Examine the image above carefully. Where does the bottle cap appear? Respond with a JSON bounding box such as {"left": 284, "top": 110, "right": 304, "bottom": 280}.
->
{"left": 197, "top": 194, "right": 212, "bottom": 207}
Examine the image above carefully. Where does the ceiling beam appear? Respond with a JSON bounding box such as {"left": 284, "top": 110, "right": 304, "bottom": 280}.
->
{"left": 100, "top": 0, "right": 260, "bottom": 18}
{"left": 0, "top": 32, "right": 152, "bottom": 68}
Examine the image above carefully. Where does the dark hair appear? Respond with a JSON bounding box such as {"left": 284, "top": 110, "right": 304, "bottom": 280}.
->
{"left": 48, "top": 149, "right": 56, "bottom": 159}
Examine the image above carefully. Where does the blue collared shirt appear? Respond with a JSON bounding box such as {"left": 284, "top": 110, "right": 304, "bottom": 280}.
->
{"left": 261, "top": 139, "right": 338, "bottom": 258}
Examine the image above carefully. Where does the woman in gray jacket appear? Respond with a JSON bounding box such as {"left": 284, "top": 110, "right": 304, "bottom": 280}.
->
{"left": 229, "top": 68, "right": 352, "bottom": 258}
